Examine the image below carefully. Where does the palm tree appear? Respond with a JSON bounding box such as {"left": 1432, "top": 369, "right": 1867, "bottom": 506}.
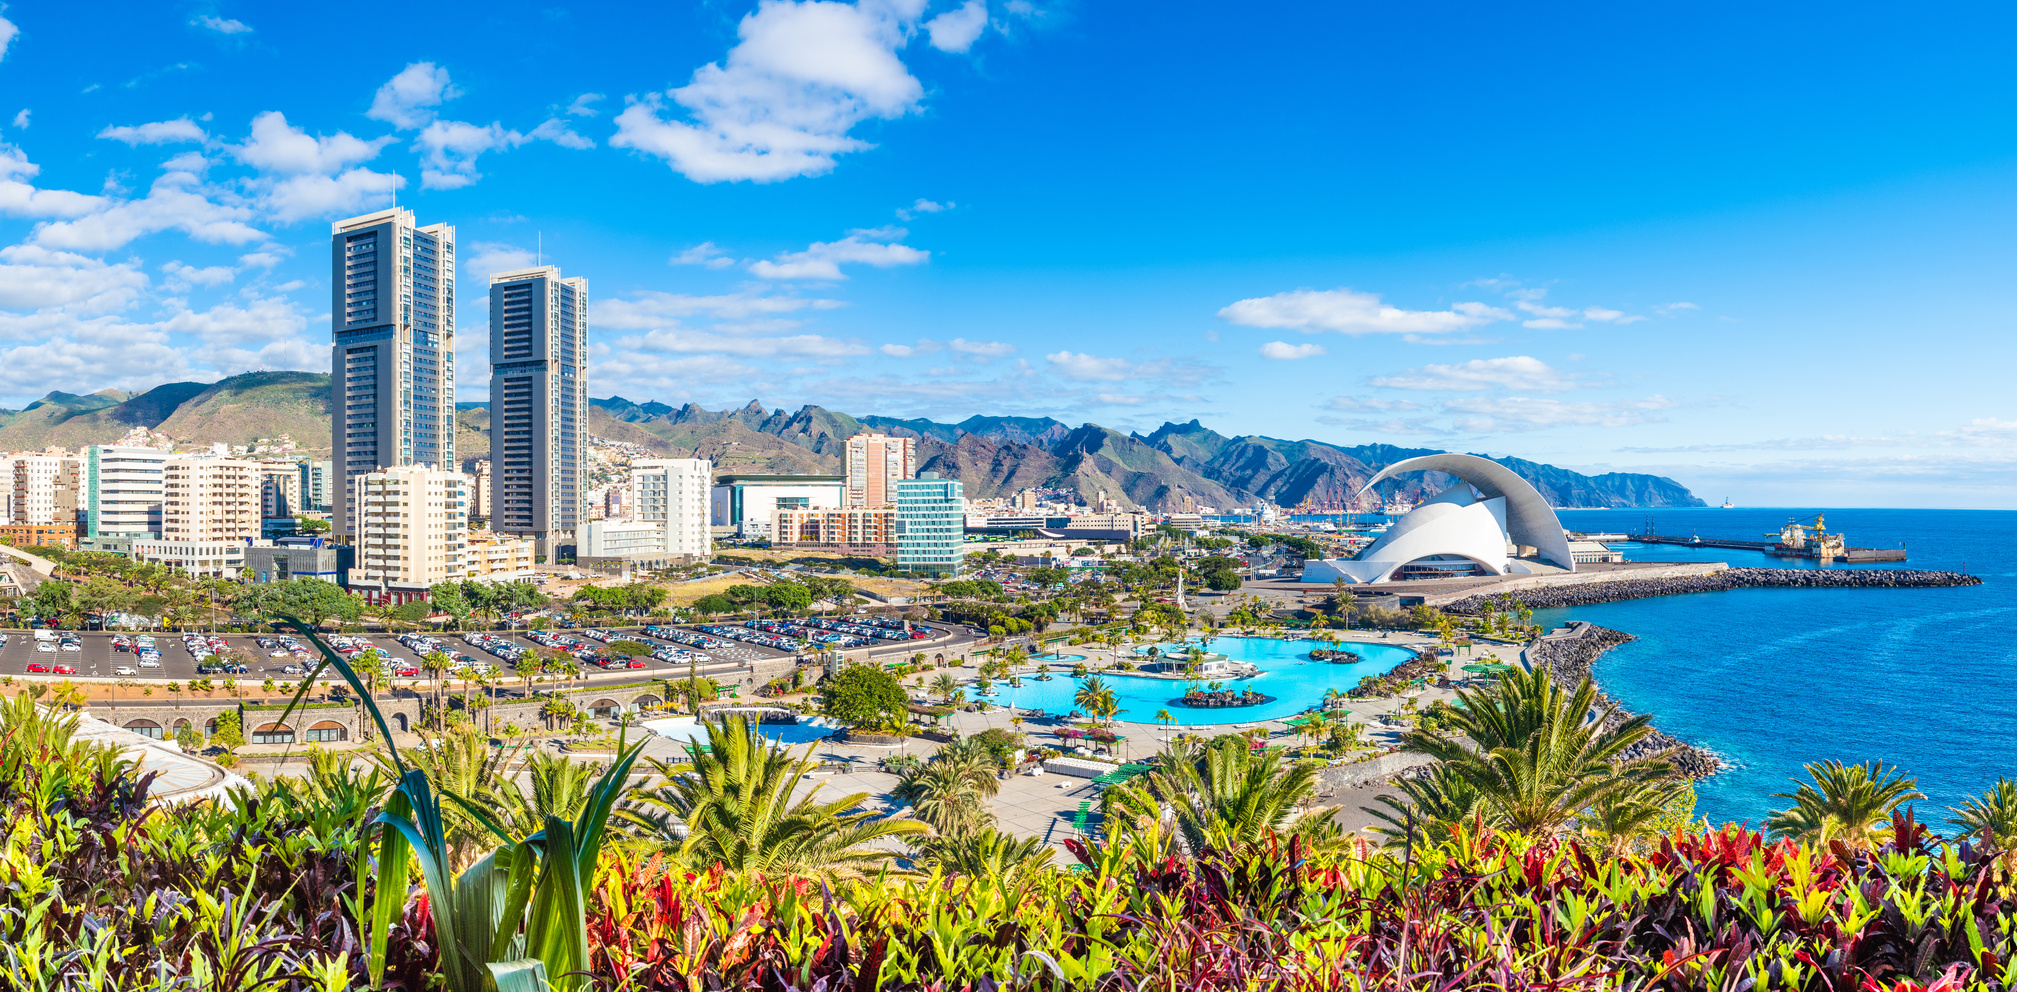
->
{"left": 1106, "top": 736, "right": 1317, "bottom": 853}
{"left": 1154, "top": 708, "right": 1174, "bottom": 730}
{"left": 1950, "top": 777, "right": 2017, "bottom": 857}
{"left": 1767, "top": 760, "right": 1924, "bottom": 847}
{"left": 930, "top": 673, "right": 958, "bottom": 705}
{"left": 632, "top": 715, "right": 926, "bottom": 877}
{"left": 485, "top": 750, "right": 607, "bottom": 839}
{"left": 1367, "top": 763, "right": 1491, "bottom": 846}
{"left": 892, "top": 737, "right": 1001, "bottom": 837}
{"left": 1401, "top": 666, "right": 1677, "bottom": 836}
{"left": 912, "top": 826, "right": 1054, "bottom": 884}
{"left": 1074, "top": 675, "right": 1119, "bottom": 725}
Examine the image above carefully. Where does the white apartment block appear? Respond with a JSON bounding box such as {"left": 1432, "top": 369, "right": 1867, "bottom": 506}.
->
{"left": 261, "top": 463, "right": 305, "bottom": 519}
{"left": 6, "top": 453, "right": 81, "bottom": 527}
{"left": 130, "top": 539, "right": 247, "bottom": 579}
{"left": 85, "top": 445, "right": 164, "bottom": 538}
{"left": 161, "top": 457, "right": 262, "bottom": 544}
{"left": 844, "top": 434, "right": 916, "bottom": 508}
{"left": 464, "top": 530, "right": 537, "bottom": 582}
{"left": 348, "top": 465, "right": 468, "bottom": 600}
{"left": 630, "top": 458, "right": 712, "bottom": 557}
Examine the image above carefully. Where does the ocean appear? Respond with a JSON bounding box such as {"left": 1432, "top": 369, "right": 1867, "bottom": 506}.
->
{"left": 1539, "top": 507, "right": 2017, "bottom": 828}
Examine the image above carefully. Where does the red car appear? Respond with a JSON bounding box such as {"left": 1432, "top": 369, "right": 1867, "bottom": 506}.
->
{"left": 53, "top": 665, "right": 75, "bottom": 675}
{"left": 25, "top": 663, "right": 47, "bottom": 673}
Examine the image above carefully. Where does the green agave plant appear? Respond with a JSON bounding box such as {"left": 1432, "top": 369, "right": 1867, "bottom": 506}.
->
{"left": 277, "top": 616, "right": 644, "bottom": 992}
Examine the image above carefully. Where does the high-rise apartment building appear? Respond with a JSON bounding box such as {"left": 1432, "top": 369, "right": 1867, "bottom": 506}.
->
{"left": 161, "top": 457, "right": 262, "bottom": 544}
{"left": 469, "top": 459, "right": 492, "bottom": 522}
{"left": 84, "top": 445, "right": 165, "bottom": 538}
{"left": 348, "top": 465, "right": 468, "bottom": 601}
{"left": 844, "top": 433, "right": 916, "bottom": 508}
{"left": 488, "top": 266, "right": 586, "bottom": 556}
{"left": 630, "top": 458, "right": 712, "bottom": 558}
{"left": 9, "top": 453, "right": 80, "bottom": 527}
{"left": 303, "top": 459, "right": 334, "bottom": 513}
{"left": 895, "top": 473, "right": 965, "bottom": 575}
{"left": 330, "top": 207, "right": 457, "bottom": 541}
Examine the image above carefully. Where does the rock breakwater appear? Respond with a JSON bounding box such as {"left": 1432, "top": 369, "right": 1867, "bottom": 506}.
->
{"left": 1444, "top": 567, "right": 1979, "bottom": 613}
{"left": 1527, "top": 624, "right": 1720, "bottom": 779}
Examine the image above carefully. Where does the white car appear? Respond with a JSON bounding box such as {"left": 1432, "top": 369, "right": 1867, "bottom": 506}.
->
{"left": 60, "top": 642, "right": 79, "bottom": 652}
{"left": 35, "top": 642, "right": 55, "bottom": 653}
{"left": 138, "top": 657, "right": 161, "bottom": 668}
{"left": 114, "top": 666, "right": 136, "bottom": 676}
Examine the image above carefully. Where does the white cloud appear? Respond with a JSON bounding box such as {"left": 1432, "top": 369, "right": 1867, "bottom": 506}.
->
{"left": 1940, "top": 418, "right": 2017, "bottom": 447}
{"left": 670, "top": 242, "right": 735, "bottom": 269}
{"left": 0, "top": 144, "right": 108, "bottom": 219}
{"left": 10, "top": 110, "right": 26, "bottom": 129}
{"left": 925, "top": 0, "right": 990, "bottom": 52}
{"left": 160, "top": 260, "right": 235, "bottom": 288}
{"left": 0, "top": 16, "right": 16, "bottom": 62}
{"left": 414, "top": 120, "right": 522, "bottom": 190}
{"left": 748, "top": 227, "right": 928, "bottom": 280}
{"left": 233, "top": 111, "right": 389, "bottom": 174}
{"left": 1655, "top": 301, "right": 1700, "bottom": 316}
{"left": 461, "top": 241, "right": 538, "bottom": 283}
{"left": 195, "top": 15, "right": 252, "bottom": 34}
{"left": 160, "top": 295, "right": 308, "bottom": 345}
{"left": 1443, "top": 395, "right": 1676, "bottom": 432}
{"left": 0, "top": 245, "right": 148, "bottom": 312}
{"left": 1522, "top": 317, "right": 1579, "bottom": 330}
{"left": 1096, "top": 392, "right": 1146, "bottom": 406}
{"left": 623, "top": 326, "right": 868, "bottom": 359}
{"left": 1046, "top": 350, "right": 1134, "bottom": 381}
{"left": 1325, "top": 396, "right": 1423, "bottom": 413}
{"left": 161, "top": 151, "right": 208, "bottom": 172}
{"left": 949, "top": 337, "right": 1014, "bottom": 357}
{"left": 1259, "top": 340, "right": 1326, "bottom": 360}
{"left": 880, "top": 338, "right": 942, "bottom": 358}
{"left": 97, "top": 118, "right": 209, "bottom": 145}
{"left": 896, "top": 197, "right": 952, "bottom": 219}
{"left": 566, "top": 93, "right": 605, "bottom": 117}
{"left": 237, "top": 250, "right": 283, "bottom": 268}
{"left": 368, "top": 62, "right": 460, "bottom": 130}
{"left": 1370, "top": 356, "right": 1582, "bottom": 392}
{"left": 525, "top": 117, "right": 593, "bottom": 150}
{"left": 29, "top": 170, "right": 265, "bottom": 251}
{"left": 1218, "top": 287, "right": 1511, "bottom": 337}
{"left": 261, "top": 168, "right": 404, "bottom": 223}
{"left": 594, "top": 289, "right": 844, "bottom": 326}
{"left": 610, "top": 0, "right": 928, "bottom": 183}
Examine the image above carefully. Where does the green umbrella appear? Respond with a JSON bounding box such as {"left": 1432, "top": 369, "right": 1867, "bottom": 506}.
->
{"left": 1284, "top": 715, "right": 1315, "bottom": 726}
{"left": 1323, "top": 709, "right": 1352, "bottom": 720}
{"left": 1460, "top": 664, "right": 1496, "bottom": 674}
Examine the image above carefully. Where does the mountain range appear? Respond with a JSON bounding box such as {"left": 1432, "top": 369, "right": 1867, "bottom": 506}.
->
{"left": 0, "top": 372, "right": 1703, "bottom": 509}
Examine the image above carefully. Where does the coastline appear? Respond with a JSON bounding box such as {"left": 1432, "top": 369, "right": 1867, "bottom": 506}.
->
{"left": 1527, "top": 623, "right": 1720, "bottom": 779}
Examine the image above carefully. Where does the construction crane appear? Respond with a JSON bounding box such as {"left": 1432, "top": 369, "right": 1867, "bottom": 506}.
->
{"left": 1772, "top": 513, "right": 1847, "bottom": 560}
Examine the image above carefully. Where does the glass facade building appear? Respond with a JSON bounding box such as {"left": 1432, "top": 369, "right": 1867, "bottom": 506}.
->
{"left": 895, "top": 474, "right": 965, "bottom": 575}
{"left": 488, "top": 265, "right": 587, "bottom": 555}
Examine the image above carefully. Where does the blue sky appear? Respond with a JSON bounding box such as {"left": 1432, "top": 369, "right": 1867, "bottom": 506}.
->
{"left": 0, "top": 1, "right": 2014, "bottom": 506}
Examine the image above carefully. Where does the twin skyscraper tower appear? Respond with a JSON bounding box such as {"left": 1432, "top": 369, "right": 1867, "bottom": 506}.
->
{"left": 329, "top": 206, "right": 586, "bottom": 558}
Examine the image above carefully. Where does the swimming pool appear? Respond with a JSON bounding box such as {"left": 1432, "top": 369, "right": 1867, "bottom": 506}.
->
{"left": 985, "top": 637, "right": 1417, "bottom": 725}
{"left": 640, "top": 716, "right": 836, "bottom": 748}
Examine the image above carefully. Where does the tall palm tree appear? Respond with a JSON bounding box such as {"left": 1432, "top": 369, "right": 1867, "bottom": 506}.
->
{"left": 930, "top": 673, "right": 958, "bottom": 704}
{"left": 1767, "top": 760, "right": 1924, "bottom": 847}
{"left": 1106, "top": 736, "right": 1317, "bottom": 853}
{"left": 1367, "top": 763, "right": 1492, "bottom": 846}
{"left": 1402, "top": 666, "right": 1677, "bottom": 836}
{"left": 892, "top": 737, "right": 1000, "bottom": 837}
{"left": 633, "top": 715, "right": 926, "bottom": 877}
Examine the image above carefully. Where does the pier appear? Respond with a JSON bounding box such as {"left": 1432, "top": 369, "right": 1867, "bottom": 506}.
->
{"left": 1628, "top": 533, "right": 1907, "bottom": 562}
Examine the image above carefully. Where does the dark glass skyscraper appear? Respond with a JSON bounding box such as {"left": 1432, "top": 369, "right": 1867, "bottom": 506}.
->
{"left": 488, "top": 265, "right": 586, "bottom": 555}
{"left": 328, "top": 207, "right": 456, "bottom": 540}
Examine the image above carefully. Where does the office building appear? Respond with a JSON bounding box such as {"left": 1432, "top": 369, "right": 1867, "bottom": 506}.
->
{"left": 244, "top": 536, "right": 353, "bottom": 584}
{"left": 489, "top": 265, "right": 586, "bottom": 558}
{"left": 130, "top": 539, "right": 247, "bottom": 578}
{"left": 329, "top": 207, "right": 457, "bottom": 541}
{"left": 161, "top": 457, "right": 262, "bottom": 544}
{"left": 630, "top": 458, "right": 711, "bottom": 557}
{"left": 469, "top": 459, "right": 492, "bottom": 523}
{"left": 709, "top": 474, "right": 843, "bottom": 539}
{"left": 577, "top": 519, "right": 673, "bottom": 562}
{"left": 347, "top": 465, "right": 468, "bottom": 603}
{"left": 84, "top": 445, "right": 166, "bottom": 539}
{"left": 844, "top": 433, "right": 915, "bottom": 508}
{"left": 895, "top": 473, "right": 964, "bottom": 575}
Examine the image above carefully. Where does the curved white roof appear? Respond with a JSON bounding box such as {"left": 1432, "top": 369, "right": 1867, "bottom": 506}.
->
{"left": 1358, "top": 453, "right": 1576, "bottom": 571}
{"left": 1308, "top": 484, "right": 1513, "bottom": 583}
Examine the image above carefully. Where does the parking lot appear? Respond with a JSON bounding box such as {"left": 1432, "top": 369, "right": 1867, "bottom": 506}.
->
{"left": 0, "top": 621, "right": 962, "bottom": 687}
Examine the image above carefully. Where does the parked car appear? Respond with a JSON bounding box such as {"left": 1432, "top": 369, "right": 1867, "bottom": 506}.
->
{"left": 59, "top": 641, "right": 80, "bottom": 652}
{"left": 52, "top": 665, "right": 74, "bottom": 675}
{"left": 35, "top": 642, "right": 54, "bottom": 653}
{"left": 138, "top": 657, "right": 161, "bottom": 668}
{"left": 114, "top": 666, "right": 135, "bottom": 676}
{"left": 26, "top": 663, "right": 48, "bottom": 673}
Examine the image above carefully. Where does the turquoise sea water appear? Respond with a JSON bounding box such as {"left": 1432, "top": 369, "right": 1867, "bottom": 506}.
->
{"left": 990, "top": 637, "right": 1419, "bottom": 725}
{"left": 1543, "top": 507, "right": 2017, "bottom": 827}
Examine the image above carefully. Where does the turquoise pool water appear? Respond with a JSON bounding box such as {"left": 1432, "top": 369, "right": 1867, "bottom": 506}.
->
{"left": 986, "top": 637, "right": 1418, "bottom": 725}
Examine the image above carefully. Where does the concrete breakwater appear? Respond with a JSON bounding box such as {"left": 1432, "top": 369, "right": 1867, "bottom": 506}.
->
{"left": 1526, "top": 624, "right": 1720, "bottom": 779}
{"left": 1444, "top": 567, "right": 1979, "bottom": 613}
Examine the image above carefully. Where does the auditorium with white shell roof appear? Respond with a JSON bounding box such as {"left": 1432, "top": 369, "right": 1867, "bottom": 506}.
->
{"left": 1302, "top": 453, "right": 1576, "bottom": 584}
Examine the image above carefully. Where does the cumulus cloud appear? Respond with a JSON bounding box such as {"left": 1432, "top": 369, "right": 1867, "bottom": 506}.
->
{"left": 414, "top": 120, "right": 522, "bottom": 190}
{"left": 670, "top": 241, "right": 735, "bottom": 269}
{"left": 230, "top": 112, "right": 402, "bottom": 222}
{"left": 10, "top": 110, "right": 26, "bottom": 129}
{"left": 368, "top": 62, "right": 459, "bottom": 129}
{"left": 925, "top": 0, "right": 990, "bottom": 52}
{"left": 1655, "top": 301, "right": 1699, "bottom": 316}
{"left": 0, "top": 245, "right": 148, "bottom": 312}
{"left": 0, "top": 144, "right": 107, "bottom": 219}
{"left": 98, "top": 118, "right": 208, "bottom": 145}
{"left": 1443, "top": 395, "right": 1676, "bottom": 432}
{"left": 525, "top": 117, "right": 593, "bottom": 150}
{"left": 1324, "top": 396, "right": 1423, "bottom": 413}
{"left": 566, "top": 93, "right": 605, "bottom": 116}
{"left": 234, "top": 111, "right": 388, "bottom": 174}
{"left": 261, "top": 168, "right": 404, "bottom": 224}
{"left": 1259, "top": 340, "right": 1326, "bottom": 360}
{"left": 623, "top": 326, "right": 868, "bottom": 359}
{"left": 594, "top": 289, "right": 844, "bottom": 327}
{"left": 748, "top": 227, "right": 928, "bottom": 280}
{"left": 195, "top": 15, "right": 252, "bottom": 34}
{"left": 880, "top": 338, "right": 941, "bottom": 357}
{"left": 611, "top": 0, "right": 929, "bottom": 183}
{"left": 460, "top": 241, "right": 538, "bottom": 284}
{"left": 949, "top": 337, "right": 1014, "bottom": 357}
{"left": 1218, "top": 287, "right": 1511, "bottom": 337}
{"left": 896, "top": 197, "right": 952, "bottom": 220}
{"left": 1046, "top": 350, "right": 1134, "bottom": 381}
{"left": 29, "top": 169, "right": 265, "bottom": 251}
{"left": 0, "top": 16, "right": 16, "bottom": 62}
{"left": 1369, "top": 356, "right": 1583, "bottom": 392}
{"left": 160, "top": 259, "right": 235, "bottom": 289}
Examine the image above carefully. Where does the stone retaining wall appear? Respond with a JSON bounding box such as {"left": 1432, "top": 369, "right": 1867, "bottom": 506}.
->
{"left": 1420, "top": 562, "right": 1729, "bottom": 606}
{"left": 1441, "top": 566, "right": 1980, "bottom": 612}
